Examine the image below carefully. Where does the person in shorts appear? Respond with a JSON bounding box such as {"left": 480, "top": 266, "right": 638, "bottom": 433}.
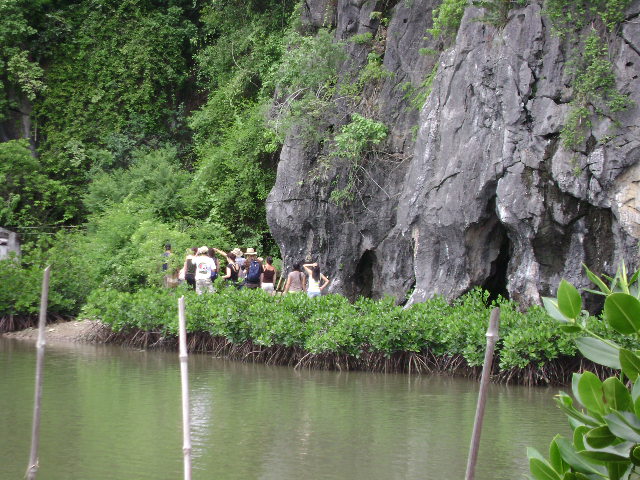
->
{"left": 194, "top": 246, "right": 216, "bottom": 294}
{"left": 303, "top": 262, "right": 330, "bottom": 298}
{"left": 261, "top": 256, "right": 277, "bottom": 295}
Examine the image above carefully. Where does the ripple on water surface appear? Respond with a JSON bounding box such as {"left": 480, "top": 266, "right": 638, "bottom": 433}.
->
{"left": 0, "top": 338, "right": 567, "bottom": 479}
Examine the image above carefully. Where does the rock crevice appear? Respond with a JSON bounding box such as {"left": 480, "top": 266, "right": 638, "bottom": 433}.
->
{"left": 267, "top": 0, "right": 640, "bottom": 305}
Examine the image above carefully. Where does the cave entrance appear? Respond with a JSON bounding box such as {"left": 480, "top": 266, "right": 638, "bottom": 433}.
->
{"left": 354, "top": 250, "right": 376, "bottom": 298}
{"left": 482, "top": 224, "right": 511, "bottom": 303}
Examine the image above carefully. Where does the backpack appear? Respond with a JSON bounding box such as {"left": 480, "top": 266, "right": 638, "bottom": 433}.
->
{"left": 246, "top": 260, "right": 261, "bottom": 283}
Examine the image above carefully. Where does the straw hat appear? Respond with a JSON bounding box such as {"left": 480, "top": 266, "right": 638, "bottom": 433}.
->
{"left": 197, "top": 246, "right": 208, "bottom": 255}
{"left": 244, "top": 247, "right": 257, "bottom": 256}
{"left": 231, "top": 247, "right": 243, "bottom": 257}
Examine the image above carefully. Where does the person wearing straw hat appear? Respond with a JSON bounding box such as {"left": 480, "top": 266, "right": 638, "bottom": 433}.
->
{"left": 243, "top": 248, "right": 263, "bottom": 289}
{"left": 194, "top": 246, "right": 216, "bottom": 294}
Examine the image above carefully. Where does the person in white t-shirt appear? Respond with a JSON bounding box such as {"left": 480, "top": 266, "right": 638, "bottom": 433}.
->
{"left": 194, "top": 246, "right": 216, "bottom": 294}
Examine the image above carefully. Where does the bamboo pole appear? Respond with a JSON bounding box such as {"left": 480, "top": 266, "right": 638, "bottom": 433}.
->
{"left": 26, "top": 266, "right": 51, "bottom": 480}
{"left": 178, "top": 296, "right": 192, "bottom": 480}
{"left": 464, "top": 307, "right": 500, "bottom": 480}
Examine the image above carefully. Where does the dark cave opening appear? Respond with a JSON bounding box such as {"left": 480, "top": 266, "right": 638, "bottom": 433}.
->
{"left": 482, "top": 225, "right": 511, "bottom": 303}
{"left": 354, "top": 249, "right": 376, "bottom": 298}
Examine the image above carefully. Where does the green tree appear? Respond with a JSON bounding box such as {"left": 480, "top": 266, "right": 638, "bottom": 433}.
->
{"left": 0, "top": 139, "right": 68, "bottom": 227}
{"left": 0, "top": 0, "right": 46, "bottom": 122}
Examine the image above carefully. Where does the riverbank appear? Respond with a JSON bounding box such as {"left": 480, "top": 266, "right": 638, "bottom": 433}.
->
{"left": 3, "top": 285, "right": 625, "bottom": 386}
{"left": 1, "top": 319, "right": 107, "bottom": 343}
{"left": 2, "top": 316, "right": 613, "bottom": 386}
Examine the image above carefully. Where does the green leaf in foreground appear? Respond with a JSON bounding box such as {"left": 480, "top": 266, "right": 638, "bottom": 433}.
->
{"left": 557, "top": 279, "right": 583, "bottom": 320}
{"left": 543, "top": 296, "right": 571, "bottom": 322}
{"left": 555, "top": 436, "right": 607, "bottom": 475}
{"left": 620, "top": 348, "right": 640, "bottom": 382}
{"left": 575, "top": 337, "right": 621, "bottom": 370}
{"left": 577, "top": 372, "right": 604, "bottom": 415}
{"left": 603, "top": 377, "right": 632, "bottom": 412}
{"left": 604, "top": 293, "right": 640, "bottom": 335}
{"left": 605, "top": 411, "right": 640, "bottom": 443}
{"left": 583, "top": 264, "right": 612, "bottom": 295}
{"left": 584, "top": 426, "right": 616, "bottom": 448}
{"left": 527, "top": 447, "right": 562, "bottom": 480}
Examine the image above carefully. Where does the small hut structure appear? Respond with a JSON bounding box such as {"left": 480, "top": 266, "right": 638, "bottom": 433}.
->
{"left": 0, "top": 227, "right": 20, "bottom": 259}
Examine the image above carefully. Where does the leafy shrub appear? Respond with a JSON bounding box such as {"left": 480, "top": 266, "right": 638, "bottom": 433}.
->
{"left": 528, "top": 264, "right": 640, "bottom": 479}
{"left": 80, "top": 285, "right": 613, "bottom": 376}
{"left": 428, "top": 0, "right": 468, "bottom": 39}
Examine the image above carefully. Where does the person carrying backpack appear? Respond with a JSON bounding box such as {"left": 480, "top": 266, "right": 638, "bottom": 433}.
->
{"left": 243, "top": 248, "right": 263, "bottom": 289}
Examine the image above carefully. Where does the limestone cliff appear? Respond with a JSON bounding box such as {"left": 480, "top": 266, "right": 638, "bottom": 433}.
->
{"left": 266, "top": 0, "right": 640, "bottom": 306}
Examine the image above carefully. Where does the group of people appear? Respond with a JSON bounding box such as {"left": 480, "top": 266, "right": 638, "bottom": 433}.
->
{"left": 175, "top": 245, "right": 330, "bottom": 297}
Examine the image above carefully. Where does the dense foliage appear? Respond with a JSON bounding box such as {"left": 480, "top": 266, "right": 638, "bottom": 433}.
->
{"left": 1, "top": 0, "right": 300, "bottom": 255}
{"left": 529, "top": 265, "right": 640, "bottom": 479}
{"left": 77, "top": 284, "right": 636, "bottom": 379}
{"left": 0, "top": 0, "right": 309, "bottom": 317}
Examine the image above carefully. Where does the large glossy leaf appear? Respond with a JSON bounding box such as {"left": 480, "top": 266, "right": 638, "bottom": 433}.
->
{"left": 575, "top": 337, "right": 621, "bottom": 370}
{"left": 603, "top": 377, "right": 633, "bottom": 412}
{"left": 543, "top": 296, "right": 571, "bottom": 322}
{"left": 605, "top": 411, "right": 640, "bottom": 443}
{"left": 558, "top": 279, "right": 583, "bottom": 319}
{"left": 573, "top": 425, "right": 589, "bottom": 451}
{"left": 556, "top": 393, "right": 600, "bottom": 428}
{"left": 604, "top": 293, "right": 640, "bottom": 335}
{"left": 584, "top": 426, "right": 616, "bottom": 448}
{"left": 527, "top": 447, "right": 562, "bottom": 480}
{"left": 578, "top": 372, "right": 605, "bottom": 415}
{"left": 607, "top": 462, "right": 633, "bottom": 480}
{"left": 549, "top": 436, "right": 568, "bottom": 474}
{"left": 620, "top": 349, "right": 640, "bottom": 382}
{"left": 555, "top": 437, "right": 607, "bottom": 475}
{"left": 581, "top": 441, "right": 634, "bottom": 462}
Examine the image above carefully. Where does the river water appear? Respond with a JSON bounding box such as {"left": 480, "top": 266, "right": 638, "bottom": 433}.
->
{"left": 0, "top": 337, "right": 568, "bottom": 479}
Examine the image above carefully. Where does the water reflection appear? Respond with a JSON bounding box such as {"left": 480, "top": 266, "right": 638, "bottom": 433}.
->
{"left": 0, "top": 338, "right": 567, "bottom": 479}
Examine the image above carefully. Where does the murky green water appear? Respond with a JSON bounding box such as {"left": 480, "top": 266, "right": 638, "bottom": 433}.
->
{"left": 0, "top": 337, "right": 568, "bottom": 479}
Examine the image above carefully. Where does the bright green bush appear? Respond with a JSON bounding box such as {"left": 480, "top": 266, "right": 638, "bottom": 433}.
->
{"left": 80, "top": 285, "right": 625, "bottom": 375}
{"left": 0, "top": 257, "right": 72, "bottom": 317}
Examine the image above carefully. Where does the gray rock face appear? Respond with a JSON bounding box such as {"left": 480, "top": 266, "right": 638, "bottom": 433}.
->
{"left": 267, "top": 0, "right": 640, "bottom": 306}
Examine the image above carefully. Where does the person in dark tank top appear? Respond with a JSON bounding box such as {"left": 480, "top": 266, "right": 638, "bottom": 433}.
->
{"left": 183, "top": 247, "right": 198, "bottom": 290}
{"left": 261, "top": 256, "right": 277, "bottom": 295}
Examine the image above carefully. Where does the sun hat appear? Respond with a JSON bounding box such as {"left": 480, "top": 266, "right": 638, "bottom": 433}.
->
{"left": 231, "top": 247, "right": 243, "bottom": 257}
{"left": 197, "top": 246, "right": 208, "bottom": 255}
{"left": 244, "top": 247, "right": 257, "bottom": 256}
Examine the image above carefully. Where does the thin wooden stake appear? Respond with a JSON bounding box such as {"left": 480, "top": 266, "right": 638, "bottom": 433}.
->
{"left": 465, "top": 307, "right": 500, "bottom": 480}
{"left": 26, "top": 266, "right": 51, "bottom": 480}
{"left": 178, "top": 296, "right": 192, "bottom": 480}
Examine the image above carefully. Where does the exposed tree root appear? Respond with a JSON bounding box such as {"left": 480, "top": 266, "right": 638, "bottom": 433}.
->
{"left": 76, "top": 327, "right": 618, "bottom": 386}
